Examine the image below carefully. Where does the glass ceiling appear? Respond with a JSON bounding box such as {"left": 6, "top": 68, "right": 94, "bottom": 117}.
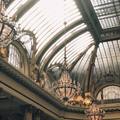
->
{"left": 7, "top": 0, "right": 82, "bottom": 56}
{"left": 6, "top": 0, "right": 28, "bottom": 16}
{"left": 40, "top": 23, "right": 88, "bottom": 66}
{"left": 94, "top": 40, "right": 120, "bottom": 79}
{"left": 47, "top": 31, "right": 94, "bottom": 67}
{"left": 4, "top": 0, "right": 120, "bottom": 92}
{"left": 90, "top": 0, "right": 120, "bottom": 29}
{"left": 72, "top": 44, "right": 95, "bottom": 86}
{"left": 6, "top": 0, "right": 95, "bottom": 70}
{"left": 71, "top": 39, "right": 120, "bottom": 87}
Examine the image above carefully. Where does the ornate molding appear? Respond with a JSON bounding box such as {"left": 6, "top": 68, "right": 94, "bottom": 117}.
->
{"left": 0, "top": 57, "right": 120, "bottom": 120}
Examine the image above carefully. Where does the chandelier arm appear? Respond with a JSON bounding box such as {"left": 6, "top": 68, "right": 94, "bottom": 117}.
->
{"left": 4, "top": 27, "right": 13, "bottom": 40}
{"left": 0, "top": 23, "right": 4, "bottom": 35}
{"left": 64, "top": 45, "right": 67, "bottom": 68}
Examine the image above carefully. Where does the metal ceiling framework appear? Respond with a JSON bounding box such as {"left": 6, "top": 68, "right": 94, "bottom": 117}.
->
{"left": 72, "top": 0, "right": 120, "bottom": 91}
{"left": 36, "top": 19, "right": 84, "bottom": 64}
{"left": 42, "top": 27, "right": 89, "bottom": 70}
{"left": 6, "top": 0, "right": 120, "bottom": 92}
{"left": 74, "top": 0, "right": 102, "bottom": 43}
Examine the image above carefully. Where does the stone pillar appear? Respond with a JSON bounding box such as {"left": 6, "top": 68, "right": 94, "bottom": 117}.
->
{"left": 34, "top": 110, "right": 41, "bottom": 120}
{"left": 24, "top": 106, "right": 33, "bottom": 120}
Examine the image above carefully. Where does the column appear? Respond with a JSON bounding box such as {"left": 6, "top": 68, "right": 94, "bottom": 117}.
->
{"left": 24, "top": 106, "right": 33, "bottom": 120}
{"left": 34, "top": 110, "right": 41, "bottom": 120}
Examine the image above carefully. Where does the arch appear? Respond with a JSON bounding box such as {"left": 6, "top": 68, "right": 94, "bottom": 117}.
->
{"left": 94, "top": 73, "right": 120, "bottom": 97}
{"left": 96, "top": 85, "right": 120, "bottom": 100}
{"left": 9, "top": 40, "right": 29, "bottom": 76}
{"left": 41, "top": 27, "right": 88, "bottom": 70}
{"left": 36, "top": 19, "right": 84, "bottom": 64}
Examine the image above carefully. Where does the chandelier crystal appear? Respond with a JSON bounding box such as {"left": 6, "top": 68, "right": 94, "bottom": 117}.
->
{"left": 0, "top": 0, "right": 18, "bottom": 47}
{"left": 68, "top": 92, "right": 93, "bottom": 106}
{"left": 85, "top": 103, "right": 105, "bottom": 120}
{"left": 52, "top": 22, "right": 80, "bottom": 101}
{"left": 52, "top": 65, "right": 80, "bottom": 101}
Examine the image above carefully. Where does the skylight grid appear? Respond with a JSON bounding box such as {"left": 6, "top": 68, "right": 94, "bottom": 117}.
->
{"left": 72, "top": 47, "right": 93, "bottom": 74}
{"left": 66, "top": 34, "right": 93, "bottom": 50}
{"left": 23, "top": 8, "right": 46, "bottom": 27}
{"left": 34, "top": 18, "right": 64, "bottom": 37}
{"left": 40, "top": 23, "right": 87, "bottom": 64}
{"left": 36, "top": 20, "right": 82, "bottom": 54}
{"left": 66, "top": 41, "right": 94, "bottom": 57}
{"left": 65, "top": 44, "right": 94, "bottom": 64}
{"left": 96, "top": 40, "right": 120, "bottom": 75}
{"left": 66, "top": 35, "right": 94, "bottom": 58}
{"left": 49, "top": 49, "right": 64, "bottom": 65}
{"left": 48, "top": 31, "right": 94, "bottom": 67}
{"left": 6, "top": 0, "right": 28, "bottom": 17}
{"left": 99, "top": 16, "right": 119, "bottom": 28}
{"left": 36, "top": 25, "right": 64, "bottom": 52}
{"left": 90, "top": 0, "right": 120, "bottom": 29}
{"left": 16, "top": 0, "right": 82, "bottom": 57}
{"left": 54, "top": 23, "right": 87, "bottom": 45}
{"left": 18, "top": 2, "right": 42, "bottom": 25}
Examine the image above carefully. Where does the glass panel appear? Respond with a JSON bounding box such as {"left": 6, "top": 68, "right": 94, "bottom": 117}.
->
{"left": 90, "top": 0, "right": 120, "bottom": 29}
{"left": 47, "top": 31, "right": 94, "bottom": 67}
{"left": 95, "top": 40, "right": 120, "bottom": 78}
{"left": 97, "top": 86, "right": 120, "bottom": 100}
{"left": 8, "top": 44, "right": 21, "bottom": 69}
{"left": 71, "top": 45, "right": 95, "bottom": 84}
{"left": 5, "top": 0, "right": 28, "bottom": 17}
{"left": 16, "top": 0, "right": 82, "bottom": 56}
{"left": 40, "top": 23, "right": 87, "bottom": 63}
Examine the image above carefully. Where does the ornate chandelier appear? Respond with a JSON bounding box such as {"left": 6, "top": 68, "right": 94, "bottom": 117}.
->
{"left": 85, "top": 103, "right": 105, "bottom": 120}
{"left": 52, "top": 68, "right": 80, "bottom": 101}
{"left": 68, "top": 92, "right": 93, "bottom": 106}
{"left": 0, "top": 0, "right": 18, "bottom": 47}
{"left": 52, "top": 44, "right": 80, "bottom": 101}
{"left": 50, "top": 1, "right": 105, "bottom": 119}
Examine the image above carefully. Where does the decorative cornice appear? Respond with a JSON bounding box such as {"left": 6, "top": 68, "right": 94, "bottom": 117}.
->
{"left": 0, "top": 57, "right": 120, "bottom": 116}
{"left": 0, "top": 57, "right": 84, "bottom": 113}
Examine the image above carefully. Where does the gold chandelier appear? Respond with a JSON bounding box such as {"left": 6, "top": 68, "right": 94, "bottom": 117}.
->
{"left": 52, "top": 43, "right": 104, "bottom": 119}
{"left": 85, "top": 103, "right": 105, "bottom": 120}
{"left": 68, "top": 92, "right": 93, "bottom": 106}
{"left": 51, "top": 0, "right": 105, "bottom": 119}
{"left": 52, "top": 41, "right": 80, "bottom": 101}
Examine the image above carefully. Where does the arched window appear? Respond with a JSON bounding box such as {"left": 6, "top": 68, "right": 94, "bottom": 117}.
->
{"left": 97, "top": 86, "right": 120, "bottom": 100}
{"left": 8, "top": 44, "right": 22, "bottom": 69}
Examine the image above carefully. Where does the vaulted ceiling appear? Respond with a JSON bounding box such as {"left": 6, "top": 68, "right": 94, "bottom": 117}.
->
{"left": 6, "top": 0, "right": 120, "bottom": 91}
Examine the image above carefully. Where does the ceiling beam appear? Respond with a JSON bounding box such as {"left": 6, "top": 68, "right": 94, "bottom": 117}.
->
{"left": 6, "top": 0, "right": 14, "bottom": 8}
{"left": 42, "top": 27, "right": 88, "bottom": 70}
{"left": 100, "top": 27, "right": 120, "bottom": 42}
{"left": 36, "top": 19, "right": 84, "bottom": 64}
{"left": 74, "top": 0, "right": 102, "bottom": 44}
{"left": 13, "top": 0, "right": 39, "bottom": 21}
{"left": 84, "top": 45, "right": 98, "bottom": 93}
{"left": 69, "top": 43, "right": 95, "bottom": 71}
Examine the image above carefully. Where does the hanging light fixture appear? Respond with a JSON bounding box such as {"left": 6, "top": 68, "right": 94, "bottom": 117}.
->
{"left": 52, "top": 0, "right": 80, "bottom": 102}
{"left": 0, "top": 0, "right": 18, "bottom": 48}
{"left": 52, "top": 28, "right": 80, "bottom": 101}
{"left": 85, "top": 103, "right": 105, "bottom": 120}
{"left": 68, "top": 92, "right": 93, "bottom": 106}
{"left": 52, "top": 68, "right": 80, "bottom": 101}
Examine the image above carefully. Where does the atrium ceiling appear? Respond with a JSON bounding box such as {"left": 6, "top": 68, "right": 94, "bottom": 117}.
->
{"left": 5, "top": 0, "right": 120, "bottom": 91}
